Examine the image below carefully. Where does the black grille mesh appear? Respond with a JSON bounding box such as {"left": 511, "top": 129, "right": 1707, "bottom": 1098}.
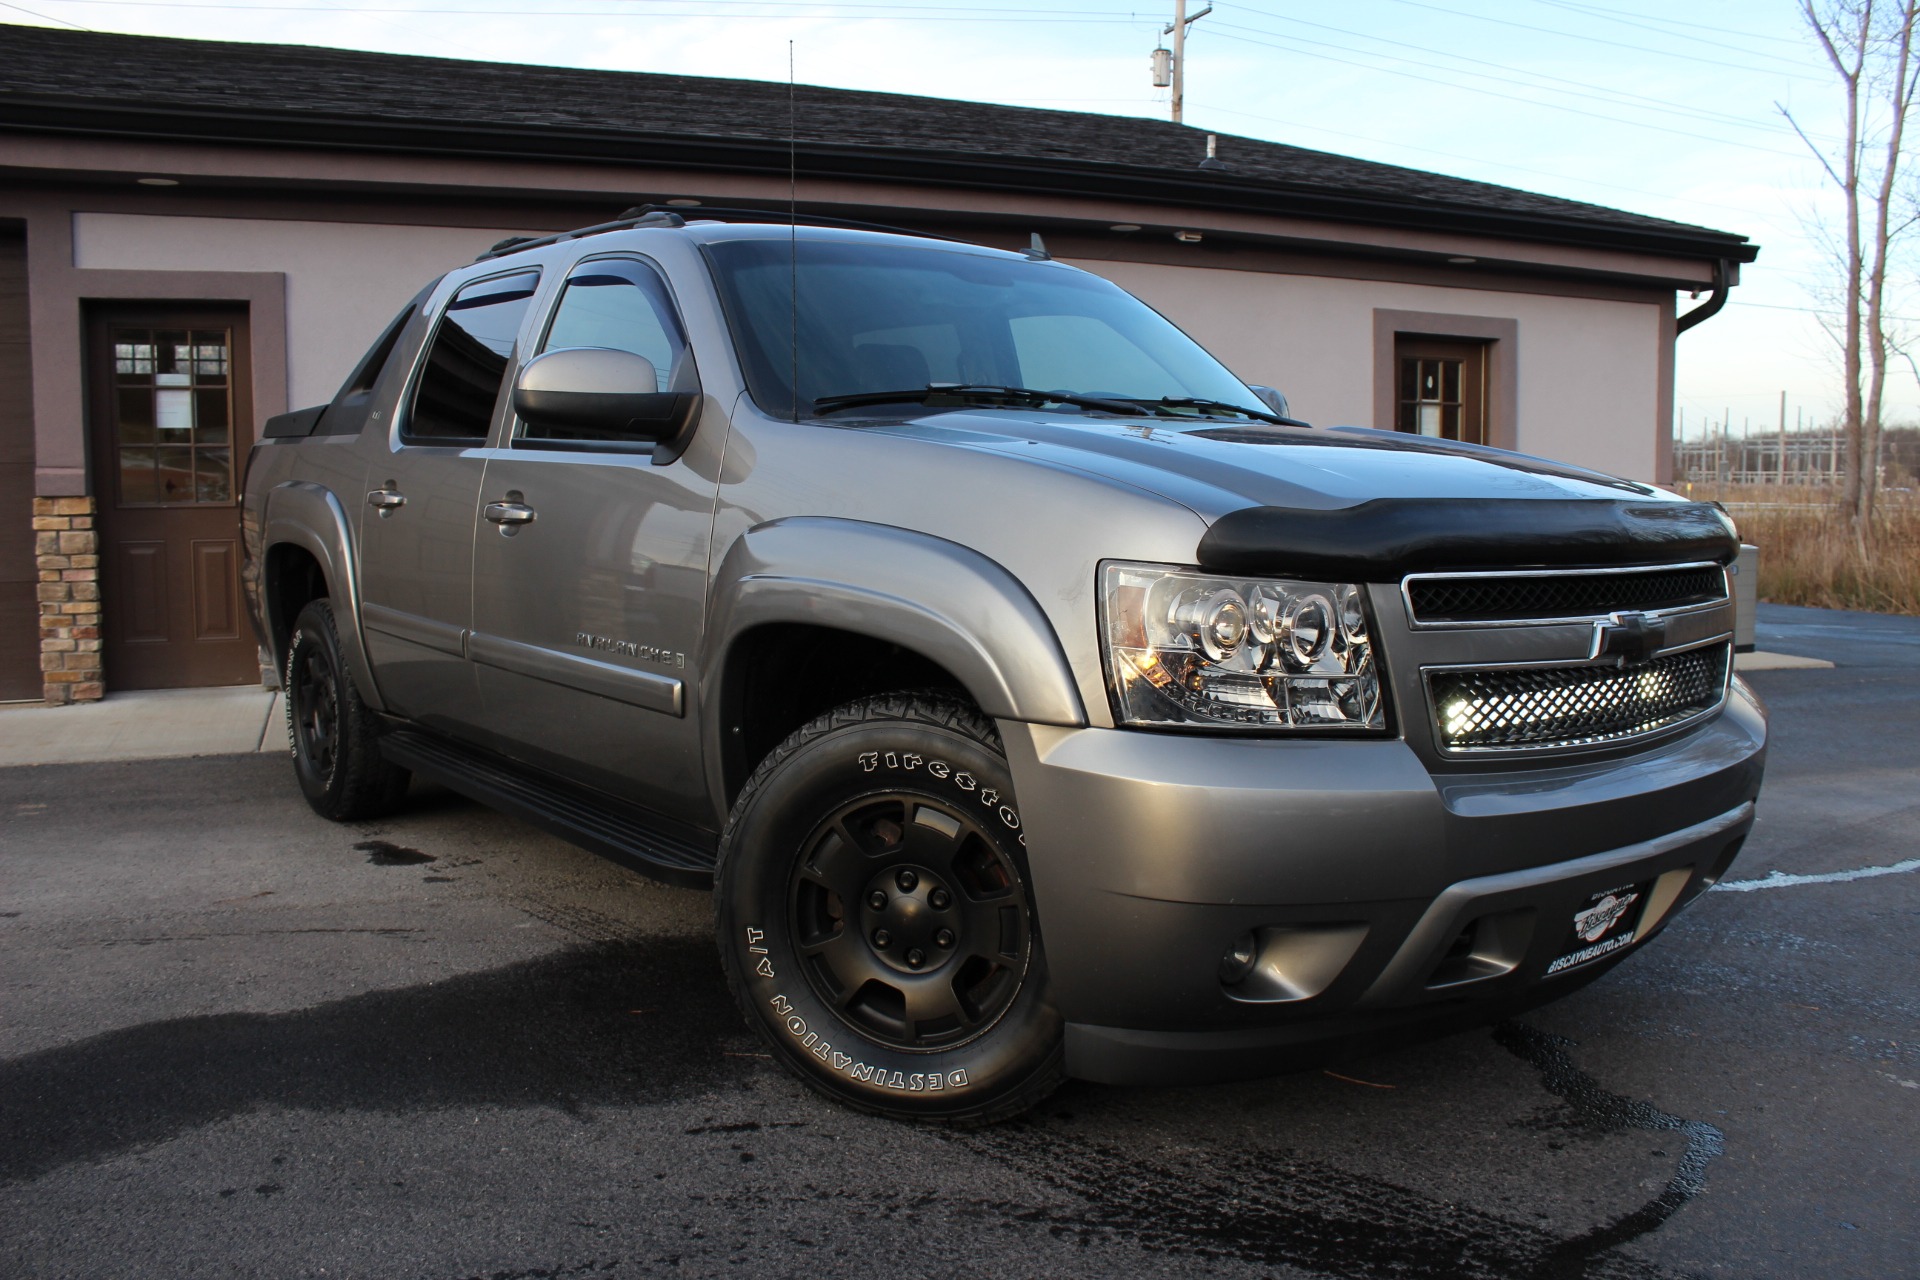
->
{"left": 1430, "top": 644, "right": 1729, "bottom": 751}
{"left": 1407, "top": 566, "right": 1726, "bottom": 623}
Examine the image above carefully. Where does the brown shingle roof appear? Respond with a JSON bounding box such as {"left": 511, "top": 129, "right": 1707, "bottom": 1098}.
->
{"left": 0, "top": 24, "right": 1754, "bottom": 261}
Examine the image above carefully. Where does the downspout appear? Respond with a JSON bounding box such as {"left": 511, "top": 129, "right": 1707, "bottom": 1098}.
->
{"left": 1676, "top": 259, "right": 1731, "bottom": 334}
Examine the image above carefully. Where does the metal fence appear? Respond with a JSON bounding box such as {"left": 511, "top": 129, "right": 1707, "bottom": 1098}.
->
{"left": 1672, "top": 430, "right": 1917, "bottom": 487}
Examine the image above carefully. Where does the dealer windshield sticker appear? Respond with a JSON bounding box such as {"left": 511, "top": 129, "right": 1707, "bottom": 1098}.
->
{"left": 769, "top": 994, "right": 968, "bottom": 1091}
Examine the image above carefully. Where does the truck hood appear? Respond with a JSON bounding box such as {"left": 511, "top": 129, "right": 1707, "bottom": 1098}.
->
{"left": 867, "top": 412, "right": 1737, "bottom": 573}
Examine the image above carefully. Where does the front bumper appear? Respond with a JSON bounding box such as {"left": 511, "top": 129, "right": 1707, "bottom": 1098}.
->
{"left": 998, "top": 679, "right": 1766, "bottom": 1086}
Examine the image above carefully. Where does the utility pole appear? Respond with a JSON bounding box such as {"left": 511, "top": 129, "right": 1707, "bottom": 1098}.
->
{"left": 1161, "top": 1, "right": 1212, "bottom": 124}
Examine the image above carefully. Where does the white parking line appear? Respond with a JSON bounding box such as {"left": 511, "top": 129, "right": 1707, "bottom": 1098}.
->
{"left": 1714, "top": 858, "right": 1920, "bottom": 892}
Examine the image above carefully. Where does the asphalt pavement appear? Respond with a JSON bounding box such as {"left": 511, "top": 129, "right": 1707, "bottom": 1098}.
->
{"left": 2, "top": 603, "right": 1915, "bottom": 1279}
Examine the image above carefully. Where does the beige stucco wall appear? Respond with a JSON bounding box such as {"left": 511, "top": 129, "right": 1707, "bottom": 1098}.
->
{"left": 1077, "top": 259, "right": 1664, "bottom": 482}
{"left": 69, "top": 213, "right": 1664, "bottom": 480}
{"left": 72, "top": 213, "right": 534, "bottom": 409}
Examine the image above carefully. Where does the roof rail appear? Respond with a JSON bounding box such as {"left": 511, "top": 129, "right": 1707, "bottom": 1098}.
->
{"left": 474, "top": 203, "right": 962, "bottom": 261}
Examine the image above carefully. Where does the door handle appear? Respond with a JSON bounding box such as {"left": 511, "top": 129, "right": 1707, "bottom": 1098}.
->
{"left": 484, "top": 500, "right": 536, "bottom": 534}
{"left": 366, "top": 487, "right": 406, "bottom": 515}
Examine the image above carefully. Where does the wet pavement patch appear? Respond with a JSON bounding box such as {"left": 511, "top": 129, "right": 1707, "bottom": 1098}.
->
{"left": 1494, "top": 1021, "right": 1725, "bottom": 1277}
{"left": 931, "top": 1021, "right": 1731, "bottom": 1280}
{"left": 0, "top": 939, "right": 752, "bottom": 1185}
{"left": 354, "top": 840, "right": 434, "bottom": 866}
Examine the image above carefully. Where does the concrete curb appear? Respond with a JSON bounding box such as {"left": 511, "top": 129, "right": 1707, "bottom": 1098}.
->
{"left": 1736, "top": 651, "right": 1836, "bottom": 672}
{"left": 0, "top": 687, "right": 283, "bottom": 767}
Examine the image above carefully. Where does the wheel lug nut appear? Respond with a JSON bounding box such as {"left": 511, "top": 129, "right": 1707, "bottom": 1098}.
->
{"left": 896, "top": 869, "right": 918, "bottom": 893}
{"left": 872, "top": 929, "right": 892, "bottom": 949}
{"left": 929, "top": 888, "right": 951, "bottom": 910}
{"left": 867, "top": 890, "right": 887, "bottom": 911}
{"left": 906, "top": 948, "right": 926, "bottom": 968}
{"left": 935, "top": 929, "right": 954, "bottom": 949}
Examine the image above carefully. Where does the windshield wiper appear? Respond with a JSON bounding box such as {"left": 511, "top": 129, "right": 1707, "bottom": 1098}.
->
{"left": 812, "top": 384, "right": 1147, "bottom": 416}
{"left": 1149, "top": 397, "right": 1306, "bottom": 427}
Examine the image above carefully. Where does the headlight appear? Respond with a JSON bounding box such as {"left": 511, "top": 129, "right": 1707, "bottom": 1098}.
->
{"left": 1100, "top": 562, "right": 1386, "bottom": 732}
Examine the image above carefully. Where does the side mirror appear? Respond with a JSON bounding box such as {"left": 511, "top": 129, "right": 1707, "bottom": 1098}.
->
{"left": 512, "top": 347, "right": 700, "bottom": 461}
{"left": 1247, "top": 385, "right": 1291, "bottom": 420}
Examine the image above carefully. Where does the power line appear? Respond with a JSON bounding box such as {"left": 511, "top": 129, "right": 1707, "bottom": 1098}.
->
{"left": 24, "top": 0, "right": 1153, "bottom": 16}
{"left": 1530, "top": 0, "right": 1811, "bottom": 55}
{"left": 1220, "top": 5, "right": 1837, "bottom": 145}
{"left": 1190, "top": 100, "right": 1769, "bottom": 224}
{"left": 1377, "top": 0, "right": 1825, "bottom": 82}
{"left": 0, "top": 0, "right": 89, "bottom": 25}
{"left": 1201, "top": 22, "right": 1814, "bottom": 162}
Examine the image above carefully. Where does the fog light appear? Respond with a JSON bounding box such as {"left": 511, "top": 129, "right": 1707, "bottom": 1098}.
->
{"left": 1218, "top": 932, "right": 1259, "bottom": 985}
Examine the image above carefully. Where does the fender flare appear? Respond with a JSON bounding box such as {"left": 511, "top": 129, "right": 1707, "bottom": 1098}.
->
{"left": 262, "top": 480, "right": 385, "bottom": 713}
{"left": 701, "top": 516, "right": 1086, "bottom": 807}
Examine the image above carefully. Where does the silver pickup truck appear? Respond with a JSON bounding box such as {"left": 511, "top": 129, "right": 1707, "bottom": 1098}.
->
{"left": 243, "top": 209, "right": 1767, "bottom": 1123}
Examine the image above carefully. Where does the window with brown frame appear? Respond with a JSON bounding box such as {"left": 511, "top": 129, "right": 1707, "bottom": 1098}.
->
{"left": 1395, "top": 335, "right": 1488, "bottom": 446}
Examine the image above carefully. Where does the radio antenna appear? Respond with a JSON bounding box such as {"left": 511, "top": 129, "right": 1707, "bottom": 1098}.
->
{"left": 788, "top": 40, "right": 799, "bottom": 422}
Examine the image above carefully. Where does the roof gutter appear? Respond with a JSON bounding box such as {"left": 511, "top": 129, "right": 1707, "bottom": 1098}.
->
{"left": 1675, "top": 259, "right": 1733, "bottom": 334}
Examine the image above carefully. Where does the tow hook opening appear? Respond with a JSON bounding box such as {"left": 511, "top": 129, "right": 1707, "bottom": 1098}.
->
{"left": 1426, "top": 908, "right": 1535, "bottom": 990}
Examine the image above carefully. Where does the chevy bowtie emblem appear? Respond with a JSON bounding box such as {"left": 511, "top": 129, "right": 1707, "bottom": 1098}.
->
{"left": 1592, "top": 611, "right": 1667, "bottom": 667}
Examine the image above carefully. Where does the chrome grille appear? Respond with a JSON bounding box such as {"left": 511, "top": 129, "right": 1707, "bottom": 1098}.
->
{"left": 1406, "top": 565, "right": 1727, "bottom": 625}
{"left": 1428, "top": 642, "right": 1730, "bottom": 752}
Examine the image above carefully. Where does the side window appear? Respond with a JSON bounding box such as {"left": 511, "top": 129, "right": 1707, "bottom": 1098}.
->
{"left": 404, "top": 270, "right": 540, "bottom": 442}
{"left": 537, "top": 256, "right": 687, "bottom": 389}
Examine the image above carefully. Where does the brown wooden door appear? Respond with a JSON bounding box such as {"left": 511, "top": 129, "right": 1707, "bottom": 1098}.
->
{"left": 1396, "top": 336, "right": 1488, "bottom": 445}
{"left": 87, "top": 305, "right": 259, "bottom": 690}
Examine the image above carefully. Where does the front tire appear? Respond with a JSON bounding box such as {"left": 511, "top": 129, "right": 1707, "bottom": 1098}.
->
{"left": 285, "top": 598, "right": 410, "bottom": 822}
{"left": 715, "top": 693, "right": 1064, "bottom": 1123}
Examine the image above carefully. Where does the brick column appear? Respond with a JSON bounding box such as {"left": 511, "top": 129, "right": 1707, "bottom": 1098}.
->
{"left": 33, "top": 496, "right": 103, "bottom": 704}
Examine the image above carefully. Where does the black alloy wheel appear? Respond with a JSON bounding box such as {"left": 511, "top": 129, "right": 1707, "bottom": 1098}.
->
{"left": 716, "top": 692, "right": 1064, "bottom": 1124}
{"left": 284, "top": 598, "right": 411, "bottom": 822}
{"left": 789, "top": 792, "right": 1031, "bottom": 1052}
{"left": 291, "top": 638, "right": 340, "bottom": 782}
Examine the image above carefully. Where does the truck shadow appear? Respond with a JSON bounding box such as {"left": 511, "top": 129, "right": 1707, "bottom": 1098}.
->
{"left": 0, "top": 937, "right": 752, "bottom": 1185}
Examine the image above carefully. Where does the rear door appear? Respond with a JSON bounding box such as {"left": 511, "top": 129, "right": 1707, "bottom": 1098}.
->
{"left": 357, "top": 268, "right": 539, "bottom": 739}
{"left": 469, "top": 254, "right": 716, "bottom": 825}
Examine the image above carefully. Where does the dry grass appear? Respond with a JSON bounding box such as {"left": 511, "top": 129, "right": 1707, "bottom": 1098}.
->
{"left": 1678, "top": 483, "right": 1920, "bottom": 615}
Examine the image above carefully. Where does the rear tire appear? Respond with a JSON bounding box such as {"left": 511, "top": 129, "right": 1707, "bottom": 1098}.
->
{"left": 285, "top": 598, "right": 410, "bottom": 822}
{"left": 715, "top": 692, "right": 1065, "bottom": 1124}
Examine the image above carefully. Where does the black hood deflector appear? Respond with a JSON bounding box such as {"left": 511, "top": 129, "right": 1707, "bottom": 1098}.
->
{"left": 1196, "top": 499, "right": 1738, "bottom": 579}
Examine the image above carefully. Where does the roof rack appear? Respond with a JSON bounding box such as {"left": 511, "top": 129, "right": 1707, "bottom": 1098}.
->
{"left": 475, "top": 204, "right": 962, "bottom": 261}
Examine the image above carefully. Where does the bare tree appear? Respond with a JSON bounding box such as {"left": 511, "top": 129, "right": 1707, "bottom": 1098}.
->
{"left": 1783, "top": 0, "right": 1920, "bottom": 551}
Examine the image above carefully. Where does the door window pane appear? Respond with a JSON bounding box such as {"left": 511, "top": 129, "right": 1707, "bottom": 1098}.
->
{"left": 521, "top": 260, "right": 687, "bottom": 446}
{"left": 195, "top": 448, "right": 233, "bottom": 502}
{"left": 119, "top": 447, "right": 158, "bottom": 504}
{"left": 541, "top": 261, "right": 683, "bottom": 387}
{"left": 1398, "top": 354, "right": 1470, "bottom": 442}
{"left": 109, "top": 326, "right": 237, "bottom": 506}
{"left": 407, "top": 270, "right": 540, "bottom": 442}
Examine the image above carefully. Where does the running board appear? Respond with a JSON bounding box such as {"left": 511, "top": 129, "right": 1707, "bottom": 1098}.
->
{"left": 379, "top": 728, "right": 718, "bottom": 890}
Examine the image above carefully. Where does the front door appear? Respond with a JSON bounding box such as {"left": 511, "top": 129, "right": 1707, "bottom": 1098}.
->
{"left": 470, "top": 254, "right": 716, "bottom": 826}
{"left": 88, "top": 306, "right": 258, "bottom": 690}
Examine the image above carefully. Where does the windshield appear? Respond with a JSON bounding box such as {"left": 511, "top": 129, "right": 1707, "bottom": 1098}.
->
{"left": 704, "top": 237, "right": 1271, "bottom": 421}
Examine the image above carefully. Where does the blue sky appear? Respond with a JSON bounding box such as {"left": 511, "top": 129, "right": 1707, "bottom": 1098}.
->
{"left": 3, "top": 0, "right": 1877, "bottom": 438}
